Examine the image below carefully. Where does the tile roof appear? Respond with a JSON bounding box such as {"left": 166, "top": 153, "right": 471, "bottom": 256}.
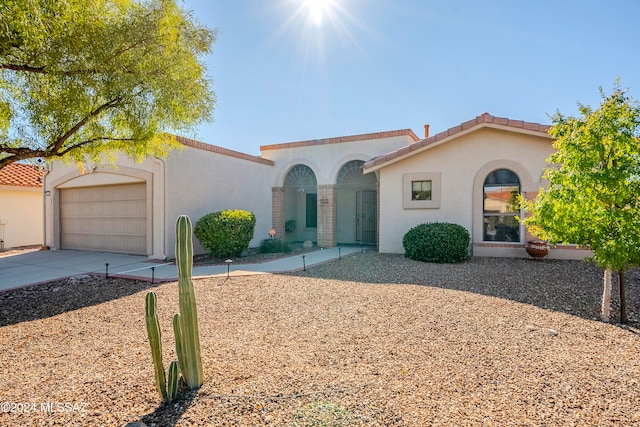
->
{"left": 260, "top": 129, "right": 420, "bottom": 151}
{"left": 363, "top": 113, "right": 552, "bottom": 171}
{"left": 176, "top": 136, "right": 274, "bottom": 166}
{"left": 0, "top": 162, "right": 44, "bottom": 187}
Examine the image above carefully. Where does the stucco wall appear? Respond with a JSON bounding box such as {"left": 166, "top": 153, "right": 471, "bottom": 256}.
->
{"left": 376, "top": 127, "right": 560, "bottom": 257}
{"left": 45, "top": 144, "right": 274, "bottom": 259}
{"left": 0, "top": 186, "right": 43, "bottom": 249}
{"left": 163, "top": 146, "right": 274, "bottom": 257}
{"left": 263, "top": 135, "right": 414, "bottom": 186}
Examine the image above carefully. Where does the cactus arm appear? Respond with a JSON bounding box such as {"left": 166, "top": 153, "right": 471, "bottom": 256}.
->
{"left": 145, "top": 291, "right": 167, "bottom": 401}
{"left": 167, "top": 361, "right": 179, "bottom": 402}
{"left": 174, "top": 215, "right": 204, "bottom": 389}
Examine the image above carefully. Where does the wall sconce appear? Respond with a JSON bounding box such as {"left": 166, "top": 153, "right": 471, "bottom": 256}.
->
{"left": 269, "top": 228, "right": 276, "bottom": 239}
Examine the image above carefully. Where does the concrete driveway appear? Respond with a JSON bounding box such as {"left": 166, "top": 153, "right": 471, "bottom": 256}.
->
{"left": 0, "top": 246, "right": 362, "bottom": 292}
{"left": 0, "top": 250, "right": 158, "bottom": 291}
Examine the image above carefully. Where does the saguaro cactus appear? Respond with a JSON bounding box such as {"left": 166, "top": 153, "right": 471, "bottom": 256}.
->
{"left": 145, "top": 215, "right": 203, "bottom": 402}
{"left": 173, "top": 215, "right": 204, "bottom": 389}
{"left": 145, "top": 291, "right": 167, "bottom": 401}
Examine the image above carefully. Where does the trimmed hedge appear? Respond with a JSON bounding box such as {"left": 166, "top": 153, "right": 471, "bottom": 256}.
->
{"left": 194, "top": 210, "right": 256, "bottom": 258}
{"left": 260, "top": 239, "right": 292, "bottom": 254}
{"left": 402, "top": 222, "right": 470, "bottom": 263}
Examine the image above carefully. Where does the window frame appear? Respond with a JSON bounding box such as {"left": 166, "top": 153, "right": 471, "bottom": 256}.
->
{"left": 403, "top": 172, "right": 441, "bottom": 209}
{"left": 482, "top": 170, "right": 521, "bottom": 243}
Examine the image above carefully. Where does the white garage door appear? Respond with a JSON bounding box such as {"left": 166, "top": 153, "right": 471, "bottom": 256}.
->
{"left": 60, "top": 183, "right": 147, "bottom": 255}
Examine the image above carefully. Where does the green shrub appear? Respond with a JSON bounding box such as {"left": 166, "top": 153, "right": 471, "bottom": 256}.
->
{"left": 194, "top": 210, "right": 256, "bottom": 258}
{"left": 259, "top": 239, "right": 293, "bottom": 254}
{"left": 402, "top": 222, "right": 470, "bottom": 263}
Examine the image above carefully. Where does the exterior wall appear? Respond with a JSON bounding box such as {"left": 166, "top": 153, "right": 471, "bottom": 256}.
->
{"left": 263, "top": 134, "right": 415, "bottom": 246}
{"left": 0, "top": 186, "right": 43, "bottom": 249}
{"left": 375, "top": 127, "right": 589, "bottom": 259}
{"left": 263, "top": 134, "right": 415, "bottom": 187}
{"left": 45, "top": 144, "right": 274, "bottom": 259}
{"left": 162, "top": 146, "right": 274, "bottom": 258}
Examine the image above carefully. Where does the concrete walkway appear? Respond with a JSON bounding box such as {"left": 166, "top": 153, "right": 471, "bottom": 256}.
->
{"left": 0, "top": 246, "right": 363, "bottom": 292}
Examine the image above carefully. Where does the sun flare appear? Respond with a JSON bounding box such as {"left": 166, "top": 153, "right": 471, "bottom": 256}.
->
{"left": 303, "top": 0, "right": 334, "bottom": 27}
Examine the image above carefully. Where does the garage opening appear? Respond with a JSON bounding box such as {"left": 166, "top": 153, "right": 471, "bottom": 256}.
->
{"left": 59, "top": 183, "right": 147, "bottom": 255}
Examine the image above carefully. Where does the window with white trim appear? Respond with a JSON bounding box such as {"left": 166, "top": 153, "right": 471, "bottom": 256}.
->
{"left": 483, "top": 169, "right": 520, "bottom": 242}
{"left": 403, "top": 172, "right": 441, "bottom": 209}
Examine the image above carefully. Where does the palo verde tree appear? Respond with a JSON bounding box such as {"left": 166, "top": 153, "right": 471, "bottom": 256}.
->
{"left": 521, "top": 83, "right": 640, "bottom": 323}
{"left": 0, "top": 0, "right": 216, "bottom": 170}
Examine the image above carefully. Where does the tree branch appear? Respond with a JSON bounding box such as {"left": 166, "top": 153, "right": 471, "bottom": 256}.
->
{"left": 0, "top": 63, "right": 46, "bottom": 73}
{"left": 48, "top": 97, "right": 123, "bottom": 155}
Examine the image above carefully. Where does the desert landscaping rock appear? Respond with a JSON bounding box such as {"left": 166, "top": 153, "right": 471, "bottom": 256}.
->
{"left": 1, "top": 253, "right": 639, "bottom": 426}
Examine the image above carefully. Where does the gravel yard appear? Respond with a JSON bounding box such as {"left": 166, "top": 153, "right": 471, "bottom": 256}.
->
{"left": 1, "top": 253, "right": 639, "bottom": 426}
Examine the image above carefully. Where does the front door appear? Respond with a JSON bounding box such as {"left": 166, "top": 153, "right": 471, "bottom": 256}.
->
{"left": 356, "top": 190, "right": 376, "bottom": 244}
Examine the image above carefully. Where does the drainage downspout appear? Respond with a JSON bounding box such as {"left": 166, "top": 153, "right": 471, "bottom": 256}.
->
{"left": 42, "top": 161, "right": 51, "bottom": 249}
{"left": 155, "top": 156, "right": 167, "bottom": 260}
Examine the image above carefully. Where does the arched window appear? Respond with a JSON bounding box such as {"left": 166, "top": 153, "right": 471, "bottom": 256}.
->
{"left": 284, "top": 165, "right": 317, "bottom": 228}
{"left": 483, "top": 169, "right": 520, "bottom": 242}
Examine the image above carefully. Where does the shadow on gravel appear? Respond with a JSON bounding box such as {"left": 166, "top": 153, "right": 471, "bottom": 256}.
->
{"left": 291, "top": 253, "right": 640, "bottom": 327}
{"left": 0, "top": 275, "right": 166, "bottom": 327}
{"left": 140, "top": 386, "right": 197, "bottom": 427}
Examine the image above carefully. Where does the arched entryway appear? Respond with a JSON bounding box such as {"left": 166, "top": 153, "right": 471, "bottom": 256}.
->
{"left": 336, "top": 160, "right": 377, "bottom": 244}
{"left": 282, "top": 164, "right": 318, "bottom": 243}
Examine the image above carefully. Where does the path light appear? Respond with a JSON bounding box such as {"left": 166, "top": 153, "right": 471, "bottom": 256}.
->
{"left": 105, "top": 262, "right": 110, "bottom": 279}
{"left": 225, "top": 259, "right": 233, "bottom": 278}
{"left": 339, "top": 247, "right": 341, "bottom": 260}
{"left": 269, "top": 228, "right": 276, "bottom": 239}
{"left": 151, "top": 266, "right": 156, "bottom": 285}
{"left": 302, "top": 255, "right": 306, "bottom": 271}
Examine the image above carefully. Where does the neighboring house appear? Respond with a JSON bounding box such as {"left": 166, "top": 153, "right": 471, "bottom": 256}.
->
{"left": 0, "top": 163, "right": 44, "bottom": 249}
{"left": 43, "top": 113, "right": 589, "bottom": 260}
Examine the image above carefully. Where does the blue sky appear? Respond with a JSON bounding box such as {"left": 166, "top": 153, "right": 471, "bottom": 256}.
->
{"left": 184, "top": 0, "right": 640, "bottom": 155}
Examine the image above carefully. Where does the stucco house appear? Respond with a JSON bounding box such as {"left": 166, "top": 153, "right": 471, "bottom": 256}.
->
{"left": 0, "top": 163, "right": 44, "bottom": 249}
{"left": 43, "top": 113, "right": 588, "bottom": 260}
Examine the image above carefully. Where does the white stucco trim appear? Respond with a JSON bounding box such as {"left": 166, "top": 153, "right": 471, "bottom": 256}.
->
{"left": 472, "top": 159, "right": 534, "bottom": 252}
{"left": 402, "top": 172, "right": 441, "bottom": 209}
{"left": 47, "top": 165, "right": 157, "bottom": 257}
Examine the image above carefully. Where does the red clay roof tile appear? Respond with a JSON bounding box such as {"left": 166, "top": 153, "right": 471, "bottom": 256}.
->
{"left": 0, "top": 163, "right": 43, "bottom": 188}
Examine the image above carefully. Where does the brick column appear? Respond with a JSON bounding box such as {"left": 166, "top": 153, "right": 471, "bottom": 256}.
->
{"left": 316, "top": 184, "right": 337, "bottom": 247}
{"left": 272, "top": 187, "right": 285, "bottom": 240}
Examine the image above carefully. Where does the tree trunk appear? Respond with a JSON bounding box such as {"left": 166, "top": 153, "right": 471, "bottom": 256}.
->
{"left": 601, "top": 268, "right": 612, "bottom": 321}
{"left": 619, "top": 270, "right": 627, "bottom": 324}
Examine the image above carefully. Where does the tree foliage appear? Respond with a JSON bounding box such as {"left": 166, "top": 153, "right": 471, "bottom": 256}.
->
{"left": 520, "top": 84, "right": 640, "bottom": 321}
{"left": 0, "top": 0, "right": 216, "bottom": 170}
{"left": 521, "top": 84, "right": 640, "bottom": 270}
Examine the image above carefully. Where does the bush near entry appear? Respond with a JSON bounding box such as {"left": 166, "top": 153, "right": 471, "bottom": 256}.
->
{"left": 194, "top": 210, "right": 256, "bottom": 258}
{"left": 403, "top": 222, "right": 470, "bottom": 263}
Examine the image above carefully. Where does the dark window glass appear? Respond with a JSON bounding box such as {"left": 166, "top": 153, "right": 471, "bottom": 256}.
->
{"left": 411, "top": 180, "right": 432, "bottom": 200}
{"left": 306, "top": 193, "right": 317, "bottom": 228}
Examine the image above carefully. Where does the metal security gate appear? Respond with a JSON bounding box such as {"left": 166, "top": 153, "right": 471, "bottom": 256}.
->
{"left": 356, "top": 190, "right": 376, "bottom": 244}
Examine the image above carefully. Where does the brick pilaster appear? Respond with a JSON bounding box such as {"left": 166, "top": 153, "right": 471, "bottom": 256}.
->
{"left": 272, "top": 187, "right": 285, "bottom": 240}
{"left": 316, "top": 184, "right": 337, "bottom": 247}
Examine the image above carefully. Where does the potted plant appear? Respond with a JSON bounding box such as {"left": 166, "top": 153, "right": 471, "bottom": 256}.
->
{"left": 525, "top": 240, "right": 549, "bottom": 258}
{"left": 285, "top": 219, "right": 296, "bottom": 233}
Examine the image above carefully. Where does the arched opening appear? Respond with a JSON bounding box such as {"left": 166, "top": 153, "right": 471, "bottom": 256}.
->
{"left": 283, "top": 165, "right": 317, "bottom": 243}
{"left": 482, "top": 168, "right": 521, "bottom": 242}
{"left": 336, "top": 160, "right": 377, "bottom": 244}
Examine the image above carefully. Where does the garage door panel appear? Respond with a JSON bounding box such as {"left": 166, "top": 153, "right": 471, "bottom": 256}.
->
{"left": 60, "top": 183, "right": 147, "bottom": 255}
